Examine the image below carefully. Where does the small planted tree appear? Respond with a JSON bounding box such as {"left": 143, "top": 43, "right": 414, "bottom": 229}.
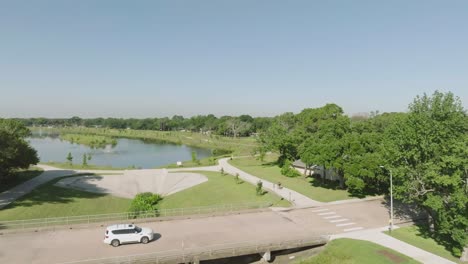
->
{"left": 82, "top": 153, "right": 88, "bottom": 167}
{"left": 191, "top": 151, "right": 197, "bottom": 163}
{"left": 256, "top": 180, "right": 263, "bottom": 196}
{"left": 234, "top": 173, "right": 243, "bottom": 184}
{"left": 66, "top": 152, "right": 73, "bottom": 165}
{"left": 220, "top": 167, "right": 225, "bottom": 175}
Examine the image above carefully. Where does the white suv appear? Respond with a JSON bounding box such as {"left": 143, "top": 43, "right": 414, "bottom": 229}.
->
{"left": 104, "top": 224, "right": 154, "bottom": 247}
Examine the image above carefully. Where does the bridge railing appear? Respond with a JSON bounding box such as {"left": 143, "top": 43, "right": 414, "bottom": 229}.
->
{"left": 0, "top": 202, "right": 272, "bottom": 231}
{"left": 60, "top": 234, "right": 330, "bottom": 264}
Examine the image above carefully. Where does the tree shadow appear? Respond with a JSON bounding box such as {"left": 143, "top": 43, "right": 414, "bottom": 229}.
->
{"left": 308, "top": 175, "right": 342, "bottom": 190}
{"left": 1, "top": 173, "right": 110, "bottom": 210}
{"left": 380, "top": 197, "right": 426, "bottom": 223}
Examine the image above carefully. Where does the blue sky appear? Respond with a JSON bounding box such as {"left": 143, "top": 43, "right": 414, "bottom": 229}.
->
{"left": 1, "top": 0, "right": 467, "bottom": 118}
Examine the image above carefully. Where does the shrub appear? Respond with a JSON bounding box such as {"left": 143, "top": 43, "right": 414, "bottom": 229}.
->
{"left": 256, "top": 180, "right": 263, "bottom": 195}
{"left": 281, "top": 160, "right": 301, "bottom": 177}
{"left": 129, "top": 192, "right": 163, "bottom": 218}
{"left": 346, "top": 176, "right": 365, "bottom": 196}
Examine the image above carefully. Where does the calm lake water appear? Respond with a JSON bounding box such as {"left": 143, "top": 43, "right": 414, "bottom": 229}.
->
{"left": 28, "top": 134, "right": 212, "bottom": 169}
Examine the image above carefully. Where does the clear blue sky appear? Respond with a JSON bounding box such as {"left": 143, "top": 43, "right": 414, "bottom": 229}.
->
{"left": 1, "top": 0, "right": 467, "bottom": 118}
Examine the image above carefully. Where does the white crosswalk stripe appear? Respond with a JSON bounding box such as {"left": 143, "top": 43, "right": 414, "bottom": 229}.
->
{"left": 311, "top": 208, "right": 329, "bottom": 213}
{"left": 336, "top": 222, "right": 356, "bottom": 227}
{"left": 318, "top": 212, "right": 336, "bottom": 216}
{"left": 330, "top": 218, "right": 348, "bottom": 223}
{"left": 323, "top": 215, "right": 341, "bottom": 219}
{"left": 343, "top": 227, "right": 364, "bottom": 232}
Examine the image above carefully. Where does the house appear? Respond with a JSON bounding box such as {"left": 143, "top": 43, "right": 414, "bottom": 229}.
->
{"left": 292, "top": 159, "right": 341, "bottom": 181}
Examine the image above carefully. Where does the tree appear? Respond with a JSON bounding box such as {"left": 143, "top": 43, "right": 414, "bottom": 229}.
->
{"left": 0, "top": 119, "right": 39, "bottom": 183}
{"left": 66, "top": 152, "right": 73, "bottom": 165}
{"left": 385, "top": 91, "right": 468, "bottom": 256}
{"left": 227, "top": 118, "right": 251, "bottom": 138}
{"left": 128, "top": 192, "right": 163, "bottom": 217}
{"left": 82, "top": 153, "right": 88, "bottom": 167}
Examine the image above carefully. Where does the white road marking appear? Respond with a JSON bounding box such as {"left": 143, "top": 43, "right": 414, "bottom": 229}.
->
{"left": 323, "top": 215, "right": 341, "bottom": 219}
{"left": 343, "top": 227, "right": 364, "bottom": 232}
{"left": 318, "top": 212, "right": 336, "bottom": 216}
{"left": 330, "top": 219, "right": 348, "bottom": 223}
{"left": 336, "top": 222, "right": 356, "bottom": 227}
{"left": 311, "top": 208, "right": 329, "bottom": 213}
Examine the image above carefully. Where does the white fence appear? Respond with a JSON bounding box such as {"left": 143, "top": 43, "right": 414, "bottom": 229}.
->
{"left": 0, "top": 202, "right": 271, "bottom": 231}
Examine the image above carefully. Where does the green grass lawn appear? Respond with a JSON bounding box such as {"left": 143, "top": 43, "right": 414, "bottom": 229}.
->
{"left": 42, "top": 162, "right": 126, "bottom": 170}
{"left": 158, "top": 171, "right": 290, "bottom": 209}
{"left": 0, "top": 174, "right": 132, "bottom": 221}
{"left": 0, "top": 167, "right": 44, "bottom": 193}
{"left": 229, "top": 155, "right": 353, "bottom": 202}
{"left": 297, "top": 238, "right": 420, "bottom": 264}
{"left": 384, "top": 226, "right": 462, "bottom": 263}
{"left": 0, "top": 171, "right": 289, "bottom": 221}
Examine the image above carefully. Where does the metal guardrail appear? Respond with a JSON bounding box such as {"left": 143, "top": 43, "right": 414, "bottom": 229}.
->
{"left": 0, "top": 202, "right": 271, "bottom": 231}
{"left": 60, "top": 234, "right": 330, "bottom": 264}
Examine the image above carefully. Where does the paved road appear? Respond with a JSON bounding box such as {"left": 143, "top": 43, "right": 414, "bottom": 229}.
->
{"left": 0, "top": 161, "right": 454, "bottom": 263}
{"left": 0, "top": 199, "right": 396, "bottom": 264}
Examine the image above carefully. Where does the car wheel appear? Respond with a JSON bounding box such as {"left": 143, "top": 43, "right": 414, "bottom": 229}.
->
{"left": 141, "top": 236, "right": 149, "bottom": 244}
{"left": 111, "top": 239, "right": 120, "bottom": 247}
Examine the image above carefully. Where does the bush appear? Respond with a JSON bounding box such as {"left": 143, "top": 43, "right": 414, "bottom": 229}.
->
{"left": 129, "top": 192, "right": 163, "bottom": 218}
{"left": 256, "top": 180, "right": 263, "bottom": 195}
{"left": 212, "top": 148, "right": 232, "bottom": 156}
{"left": 281, "top": 160, "right": 301, "bottom": 177}
{"left": 346, "top": 176, "right": 365, "bottom": 196}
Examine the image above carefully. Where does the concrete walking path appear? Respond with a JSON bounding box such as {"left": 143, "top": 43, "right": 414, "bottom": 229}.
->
{"left": 0, "top": 166, "right": 75, "bottom": 209}
{"left": 332, "top": 227, "right": 456, "bottom": 264}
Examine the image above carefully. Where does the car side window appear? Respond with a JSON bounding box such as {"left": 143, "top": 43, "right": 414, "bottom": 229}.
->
{"left": 112, "top": 230, "right": 123, "bottom": 235}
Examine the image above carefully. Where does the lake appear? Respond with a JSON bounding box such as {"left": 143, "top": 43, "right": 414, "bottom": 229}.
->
{"left": 28, "top": 135, "right": 212, "bottom": 169}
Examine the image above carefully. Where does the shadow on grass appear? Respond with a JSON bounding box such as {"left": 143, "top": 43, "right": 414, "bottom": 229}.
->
{"left": 1, "top": 173, "right": 109, "bottom": 209}
{"left": 0, "top": 169, "right": 44, "bottom": 193}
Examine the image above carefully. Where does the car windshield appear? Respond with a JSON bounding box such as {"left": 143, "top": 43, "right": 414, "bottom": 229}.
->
{"left": 134, "top": 226, "right": 142, "bottom": 233}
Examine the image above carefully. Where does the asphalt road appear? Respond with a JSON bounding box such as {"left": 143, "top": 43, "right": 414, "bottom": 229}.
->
{"left": 0, "top": 199, "right": 396, "bottom": 264}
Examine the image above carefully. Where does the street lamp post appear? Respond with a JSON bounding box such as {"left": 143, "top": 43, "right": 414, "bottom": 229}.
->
{"left": 380, "top": 166, "right": 394, "bottom": 232}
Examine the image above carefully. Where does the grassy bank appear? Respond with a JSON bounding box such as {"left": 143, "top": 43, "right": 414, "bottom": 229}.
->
{"left": 384, "top": 226, "right": 462, "bottom": 263}
{"left": 42, "top": 162, "right": 127, "bottom": 170}
{"left": 296, "top": 238, "right": 420, "bottom": 264}
{"left": 0, "top": 174, "right": 132, "bottom": 220}
{"left": 0, "top": 167, "right": 43, "bottom": 193}
{"left": 60, "top": 133, "right": 117, "bottom": 148}
{"left": 229, "top": 155, "right": 353, "bottom": 202}
{"left": 0, "top": 171, "right": 289, "bottom": 221}
{"left": 34, "top": 127, "right": 257, "bottom": 156}
{"left": 158, "top": 171, "right": 290, "bottom": 209}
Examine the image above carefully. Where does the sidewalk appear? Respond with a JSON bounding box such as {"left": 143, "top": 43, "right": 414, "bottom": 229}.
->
{"left": 332, "top": 227, "right": 456, "bottom": 264}
{"left": 0, "top": 168, "right": 75, "bottom": 209}
{"left": 218, "top": 158, "right": 323, "bottom": 207}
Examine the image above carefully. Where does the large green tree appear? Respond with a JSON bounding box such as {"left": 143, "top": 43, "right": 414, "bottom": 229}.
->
{"left": 0, "top": 119, "right": 39, "bottom": 183}
{"left": 385, "top": 91, "right": 468, "bottom": 256}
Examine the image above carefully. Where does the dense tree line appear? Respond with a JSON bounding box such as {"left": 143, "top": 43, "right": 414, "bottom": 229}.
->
{"left": 0, "top": 119, "right": 39, "bottom": 183}
{"left": 259, "top": 91, "right": 467, "bottom": 256}
{"left": 15, "top": 114, "right": 273, "bottom": 137}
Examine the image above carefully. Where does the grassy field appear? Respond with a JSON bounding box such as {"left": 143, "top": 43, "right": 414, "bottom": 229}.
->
{"left": 296, "top": 238, "right": 420, "bottom": 264}
{"left": 158, "top": 171, "right": 290, "bottom": 209}
{"left": 0, "top": 167, "right": 44, "bottom": 193}
{"left": 384, "top": 226, "right": 462, "bottom": 263}
{"left": 160, "top": 154, "right": 231, "bottom": 168}
{"left": 229, "top": 155, "right": 353, "bottom": 202}
{"left": 35, "top": 127, "right": 258, "bottom": 156}
{"left": 0, "top": 171, "right": 289, "bottom": 221}
{"left": 43, "top": 162, "right": 127, "bottom": 170}
{"left": 0, "top": 174, "right": 132, "bottom": 220}
{"left": 60, "top": 133, "right": 117, "bottom": 148}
